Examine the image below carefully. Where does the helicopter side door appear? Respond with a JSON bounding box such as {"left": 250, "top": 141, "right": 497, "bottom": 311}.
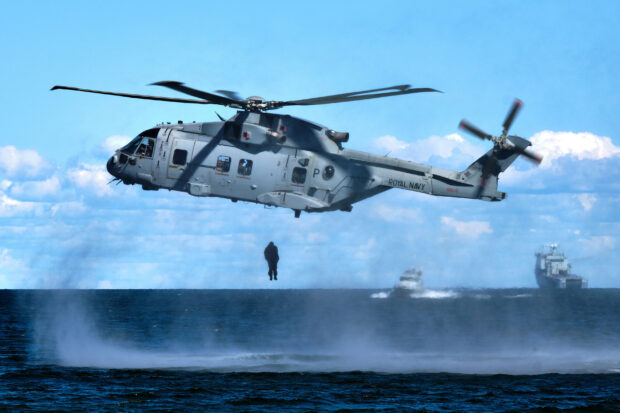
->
{"left": 153, "top": 128, "right": 171, "bottom": 185}
{"left": 133, "top": 136, "right": 157, "bottom": 185}
{"left": 210, "top": 152, "right": 237, "bottom": 197}
{"left": 167, "top": 138, "right": 195, "bottom": 180}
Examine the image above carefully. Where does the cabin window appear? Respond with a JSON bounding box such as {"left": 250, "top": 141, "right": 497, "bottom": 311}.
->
{"left": 323, "top": 165, "right": 335, "bottom": 180}
{"left": 216, "top": 155, "right": 231, "bottom": 172}
{"left": 172, "top": 149, "right": 188, "bottom": 166}
{"left": 238, "top": 159, "right": 253, "bottom": 176}
{"left": 292, "top": 167, "right": 307, "bottom": 184}
{"left": 136, "top": 138, "right": 155, "bottom": 158}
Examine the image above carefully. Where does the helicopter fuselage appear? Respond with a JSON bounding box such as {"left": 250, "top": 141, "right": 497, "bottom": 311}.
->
{"left": 106, "top": 111, "right": 523, "bottom": 217}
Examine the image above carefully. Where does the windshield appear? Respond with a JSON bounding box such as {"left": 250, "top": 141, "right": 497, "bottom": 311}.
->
{"left": 120, "top": 128, "right": 160, "bottom": 155}
{"left": 120, "top": 137, "right": 141, "bottom": 154}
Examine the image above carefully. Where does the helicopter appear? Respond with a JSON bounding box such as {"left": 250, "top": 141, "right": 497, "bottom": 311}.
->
{"left": 51, "top": 81, "right": 542, "bottom": 218}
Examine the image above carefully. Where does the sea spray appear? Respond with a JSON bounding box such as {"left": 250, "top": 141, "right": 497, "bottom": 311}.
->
{"left": 25, "top": 289, "right": 620, "bottom": 374}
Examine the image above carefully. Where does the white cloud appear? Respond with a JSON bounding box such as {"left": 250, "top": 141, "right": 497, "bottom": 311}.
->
{"left": 0, "top": 249, "right": 23, "bottom": 272}
{"left": 0, "top": 145, "right": 53, "bottom": 179}
{"left": 501, "top": 131, "right": 620, "bottom": 193}
{"left": 0, "top": 192, "right": 41, "bottom": 217}
{"left": 374, "top": 203, "right": 422, "bottom": 223}
{"left": 9, "top": 176, "right": 61, "bottom": 199}
{"left": 578, "top": 236, "right": 616, "bottom": 253}
{"left": 441, "top": 216, "right": 492, "bottom": 239}
{"left": 373, "top": 135, "right": 409, "bottom": 152}
{"left": 97, "top": 280, "right": 113, "bottom": 289}
{"left": 575, "top": 194, "right": 596, "bottom": 212}
{"left": 66, "top": 163, "right": 113, "bottom": 197}
{"left": 50, "top": 201, "right": 88, "bottom": 217}
{"left": 0, "top": 249, "right": 28, "bottom": 288}
{"left": 373, "top": 133, "right": 482, "bottom": 168}
{"left": 97, "top": 135, "right": 130, "bottom": 156}
{"left": 307, "top": 232, "right": 329, "bottom": 243}
{"left": 355, "top": 237, "right": 377, "bottom": 259}
{"left": 530, "top": 130, "right": 620, "bottom": 168}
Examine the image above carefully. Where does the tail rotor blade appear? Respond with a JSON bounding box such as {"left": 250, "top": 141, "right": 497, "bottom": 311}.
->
{"left": 502, "top": 99, "right": 522, "bottom": 133}
{"left": 474, "top": 178, "right": 487, "bottom": 199}
{"left": 474, "top": 156, "right": 498, "bottom": 198}
{"left": 459, "top": 120, "right": 492, "bottom": 141}
{"left": 514, "top": 146, "right": 543, "bottom": 165}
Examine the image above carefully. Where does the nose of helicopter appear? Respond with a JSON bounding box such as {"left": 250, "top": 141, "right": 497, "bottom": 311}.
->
{"left": 106, "top": 156, "right": 118, "bottom": 178}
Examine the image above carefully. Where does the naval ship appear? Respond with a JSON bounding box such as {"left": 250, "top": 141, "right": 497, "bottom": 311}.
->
{"left": 392, "top": 268, "right": 424, "bottom": 297}
{"left": 535, "top": 244, "right": 588, "bottom": 289}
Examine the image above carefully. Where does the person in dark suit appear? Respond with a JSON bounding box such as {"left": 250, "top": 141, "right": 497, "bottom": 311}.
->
{"left": 264, "top": 241, "right": 279, "bottom": 281}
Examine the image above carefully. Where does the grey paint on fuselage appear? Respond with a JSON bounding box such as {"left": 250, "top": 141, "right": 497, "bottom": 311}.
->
{"left": 107, "top": 111, "right": 530, "bottom": 215}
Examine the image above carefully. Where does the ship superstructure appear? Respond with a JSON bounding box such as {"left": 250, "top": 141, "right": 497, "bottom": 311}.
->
{"left": 535, "top": 244, "right": 587, "bottom": 289}
{"left": 392, "top": 268, "right": 424, "bottom": 297}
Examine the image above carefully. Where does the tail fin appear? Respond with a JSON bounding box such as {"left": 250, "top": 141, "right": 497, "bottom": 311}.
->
{"left": 460, "top": 136, "right": 532, "bottom": 201}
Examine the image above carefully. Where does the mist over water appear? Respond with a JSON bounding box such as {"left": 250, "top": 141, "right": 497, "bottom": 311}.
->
{"left": 26, "top": 289, "right": 620, "bottom": 374}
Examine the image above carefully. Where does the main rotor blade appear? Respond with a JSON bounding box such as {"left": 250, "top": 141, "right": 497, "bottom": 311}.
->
{"left": 276, "top": 85, "right": 441, "bottom": 107}
{"left": 215, "top": 90, "right": 244, "bottom": 101}
{"left": 459, "top": 120, "right": 492, "bottom": 141}
{"left": 50, "top": 85, "right": 211, "bottom": 104}
{"left": 502, "top": 99, "right": 522, "bottom": 134}
{"left": 151, "top": 81, "right": 241, "bottom": 106}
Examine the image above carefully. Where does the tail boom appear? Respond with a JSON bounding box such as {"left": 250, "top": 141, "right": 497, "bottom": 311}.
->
{"left": 375, "top": 135, "right": 533, "bottom": 201}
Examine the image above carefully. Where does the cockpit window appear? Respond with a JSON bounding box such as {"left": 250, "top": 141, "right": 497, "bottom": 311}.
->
{"left": 120, "top": 137, "right": 141, "bottom": 154}
{"left": 140, "top": 128, "right": 160, "bottom": 138}
{"left": 136, "top": 138, "right": 155, "bottom": 158}
{"left": 120, "top": 128, "right": 159, "bottom": 155}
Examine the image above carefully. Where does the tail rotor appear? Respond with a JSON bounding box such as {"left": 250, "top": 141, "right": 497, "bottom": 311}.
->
{"left": 459, "top": 99, "right": 543, "bottom": 197}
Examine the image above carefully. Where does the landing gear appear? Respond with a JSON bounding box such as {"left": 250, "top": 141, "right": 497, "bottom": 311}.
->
{"left": 294, "top": 209, "right": 301, "bottom": 218}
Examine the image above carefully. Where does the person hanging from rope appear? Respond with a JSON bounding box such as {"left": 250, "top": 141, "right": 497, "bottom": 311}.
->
{"left": 264, "top": 241, "right": 279, "bottom": 281}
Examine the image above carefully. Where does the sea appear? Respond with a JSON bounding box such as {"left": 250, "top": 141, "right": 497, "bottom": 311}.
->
{"left": 1, "top": 289, "right": 619, "bottom": 412}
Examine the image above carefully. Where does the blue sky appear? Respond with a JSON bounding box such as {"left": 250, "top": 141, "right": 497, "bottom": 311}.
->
{"left": 1, "top": 1, "right": 619, "bottom": 288}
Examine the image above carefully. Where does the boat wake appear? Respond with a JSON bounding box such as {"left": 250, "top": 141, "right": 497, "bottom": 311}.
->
{"left": 410, "top": 289, "right": 459, "bottom": 299}
{"left": 372, "top": 269, "right": 459, "bottom": 299}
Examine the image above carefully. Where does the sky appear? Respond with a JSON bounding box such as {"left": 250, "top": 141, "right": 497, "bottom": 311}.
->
{"left": 1, "top": 0, "right": 619, "bottom": 288}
